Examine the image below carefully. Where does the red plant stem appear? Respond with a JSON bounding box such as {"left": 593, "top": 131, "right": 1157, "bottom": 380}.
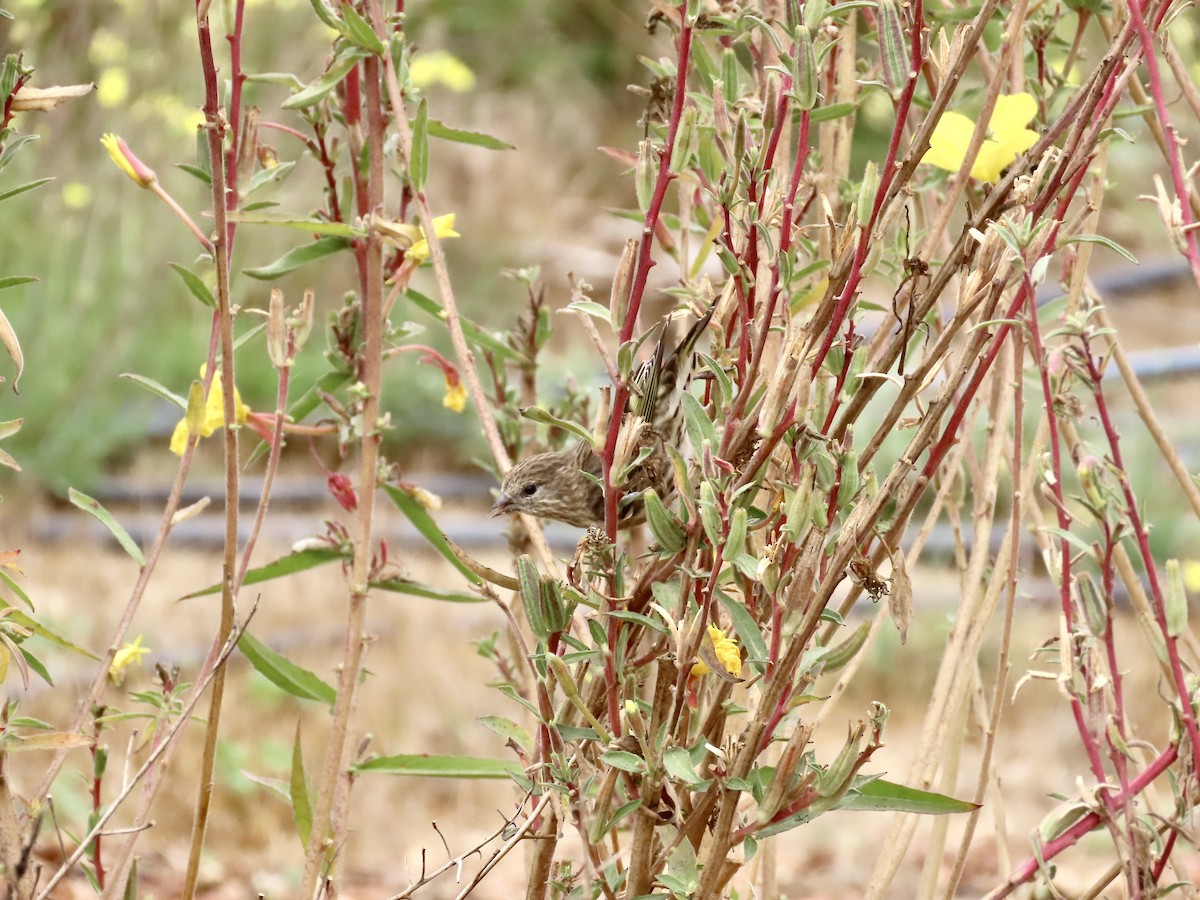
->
{"left": 601, "top": 5, "right": 693, "bottom": 542}
{"left": 89, "top": 720, "right": 104, "bottom": 889}
{"left": 1125, "top": 0, "right": 1200, "bottom": 288}
{"left": 810, "top": 0, "right": 924, "bottom": 376}
{"left": 1081, "top": 346, "right": 1200, "bottom": 776}
{"left": 223, "top": 0, "right": 246, "bottom": 245}
{"left": 1022, "top": 275, "right": 1109, "bottom": 787}
{"left": 988, "top": 745, "right": 1178, "bottom": 898}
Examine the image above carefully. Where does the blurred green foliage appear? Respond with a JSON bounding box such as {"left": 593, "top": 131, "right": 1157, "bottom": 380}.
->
{"left": 0, "top": 0, "right": 650, "bottom": 492}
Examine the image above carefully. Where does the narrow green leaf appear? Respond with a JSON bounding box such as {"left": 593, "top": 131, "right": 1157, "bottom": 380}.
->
{"left": 68, "top": 488, "right": 145, "bottom": 566}
{"left": 226, "top": 212, "right": 361, "bottom": 237}
{"left": 238, "top": 631, "right": 337, "bottom": 705}
{"left": 290, "top": 723, "right": 314, "bottom": 847}
{"left": 410, "top": 98, "right": 429, "bottom": 189}
{"left": 167, "top": 263, "right": 215, "bottom": 308}
{"left": 180, "top": 546, "right": 348, "bottom": 599}
{"left": 405, "top": 289, "right": 520, "bottom": 360}
{"left": 607, "top": 609, "right": 670, "bottom": 634}
{"left": 382, "top": 484, "right": 483, "bottom": 585}
{"left": 841, "top": 776, "right": 977, "bottom": 814}
{"left": 426, "top": 119, "right": 514, "bottom": 150}
{"left": 1062, "top": 234, "right": 1138, "bottom": 264}
{"left": 245, "top": 236, "right": 352, "bottom": 280}
{"left": 371, "top": 577, "right": 485, "bottom": 603}
{"left": 339, "top": 1, "right": 385, "bottom": 54}
{"left": 0, "top": 568, "right": 33, "bottom": 610}
{"left": 0, "top": 275, "right": 37, "bottom": 291}
{"left": 519, "top": 407, "right": 594, "bottom": 444}
{"left": 717, "top": 593, "right": 767, "bottom": 665}
{"left": 119, "top": 373, "right": 187, "bottom": 411}
{"left": 478, "top": 716, "right": 532, "bottom": 752}
{"left": 174, "top": 163, "right": 213, "bottom": 185}
{"left": 305, "top": 0, "right": 345, "bottom": 32}
{"left": 353, "top": 754, "right": 522, "bottom": 778}
{"left": 0, "top": 176, "right": 52, "bottom": 203}
{"left": 17, "top": 647, "right": 52, "bottom": 686}
{"left": 809, "top": 101, "right": 858, "bottom": 123}
{"left": 9, "top": 610, "right": 99, "bottom": 659}
{"left": 283, "top": 50, "right": 364, "bottom": 109}
{"left": 564, "top": 300, "right": 612, "bottom": 322}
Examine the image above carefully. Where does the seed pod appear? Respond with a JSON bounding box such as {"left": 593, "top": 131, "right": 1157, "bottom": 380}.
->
{"left": 877, "top": 0, "right": 909, "bottom": 98}
{"left": 268, "top": 288, "right": 288, "bottom": 368}
{"left": 610, "top": 239, "right": 637, "bottom": 330}
{"left": 792, "top": 26, "right": 817, "bottom": 110}
{"left": 292, "top": 288, "right": 315, "bottom": 351}
{"left": 726, "top": 506, "right": 747, "bottom": 557}
{"left": 699, "top": 481, "right": 722, "bottom": 547}
{"left": 669, "top": 106, "right": 698, "bottom": 175}
{"left": 644, "top": 488, "right": 687, "bottom": 554}
{"left": 782, "top": 479, "right": 811, "bottom": 544}
{"left": 636, "top": 139, "right": 655, "bottom": 213}
{"left": 1166, "top": 559, "right": 1188, "bottom": 638}
{"left": 836, "top": 449, "right": 860, "bottom": 507}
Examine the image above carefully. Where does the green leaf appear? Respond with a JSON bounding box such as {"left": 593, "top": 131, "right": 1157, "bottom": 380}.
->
{"left": 120, "top": 373, "right": 187, "bottom": 411}
{"left": 606, "top": 609, "right": 670, "bottom": 634}
{"left": 305, "top": 0, "right": 344, "bottom": 32}
{"left": 717, "top": 593, "right": 767, "bottom": 665}
{"left": 519, "top": 407, "right": 594, "bottom": 444}
{"left": 180, "top": 546, "right": 348, "bottom": 599}
{"left": 0, "top": 568, "right": 33, "bottom": 610}
{"left": 404, "top": 289, "right": 520, "bottom": 360}
{"left": 9, "top": 610, "right": 99, "bottom": 660}
{"left": 478, "top": 716, "right": 532, "bottom": 752}
{"left": 426, "top": 119, "right": 514, "bottom": 151}
{"left": 245, "top": 236, "right": 353, "bottom": 280}
{"left": 663, "top": 746, "right": 706, "bottom": 786}
{"left": 245, "top": 160, "right": 297, "bottom": 197}
{"left": 0, "top": 176, "right": 52, "bottom": 203}
{"left": 371, "top": 577, "right": 485, "bottom": 603}
{"left": 17, "top": 647, "right": 52, "bottom": 686}
{"left": 290, "top": 723, "right": 314, "bottom": 847}
{"left": 809, "top": 101, "right": 858, "bottom": 123}
{"left": 283, "top": 49, "right": 364, "bottom": 109}
{"left": 167, "top": 262, "right": 215, "bottom": 308}
{"left": 410, "top": 97, "right": 429, "bottom": 190}
{"left": 841, "top": 777, "right": 977, "bottom": 814}
{"left": 1061, "top": 234, "right": 1138, "bottom": 264}
{"left": 238, "top": 631, "right": 337, "bottom": 705}
{"left": 353, "top": 754, "right": 522, "bottom": 778}
{"left": 339, "top": 1, "right": 385, "bottom": 54}
{"left": 68, "top": 488, "right": 145, "bottom": 566}
{"left": 0, "top": 275, "right": 37, "bottom": 291}
{"left": 174, "top": 163, "right": 212, "bottom": 185}
{"left": 599, "top": 749, "right": 646, "bottom": 773}
{"left": 226, "top": 212, "right": 361, "bottom": 237}
{"left": 382, "top": 484, "right": 483, "bottom": 585}
{"left": 681, "top": 392, "right": 717, "bottom": 451}
{"left": 563, "top": 300, "right": 611, "bottom": 322}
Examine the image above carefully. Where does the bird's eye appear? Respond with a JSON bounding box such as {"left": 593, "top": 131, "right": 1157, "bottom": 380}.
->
{"left": 521, "top": 483, "right": 538, "bottom": 497}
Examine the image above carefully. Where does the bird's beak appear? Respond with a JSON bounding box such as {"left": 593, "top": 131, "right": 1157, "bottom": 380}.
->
{"left": 490, "top": 494, "right": 513, "bottom": 518}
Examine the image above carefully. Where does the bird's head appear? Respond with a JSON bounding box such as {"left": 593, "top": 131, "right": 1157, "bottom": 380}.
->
{"left": 490, "top": 450, "right": 601, "bottom": 528}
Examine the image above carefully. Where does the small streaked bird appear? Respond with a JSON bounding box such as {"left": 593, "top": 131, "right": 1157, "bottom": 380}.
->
{"left": 491, "top": 305, "right": 715, "bottom": 528}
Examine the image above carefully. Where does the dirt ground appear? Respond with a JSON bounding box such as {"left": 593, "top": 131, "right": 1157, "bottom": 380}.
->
{"left": 6, "top": 498, "right": 1196, "bottom": 899}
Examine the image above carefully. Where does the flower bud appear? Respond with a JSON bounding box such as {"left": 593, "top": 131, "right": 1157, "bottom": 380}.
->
{"left": 877, "top": 0, "right": 909, "bottom": 99}
{"left": 267, "top": 288, "right": 289, "bottom": 368}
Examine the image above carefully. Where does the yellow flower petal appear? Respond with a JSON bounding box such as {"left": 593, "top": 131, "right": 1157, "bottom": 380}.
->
{"left": 170, "top": 366, "right": 252, "bottom": 455}
{"left": 922, "top": 111, "right": 978, "bottom": 173}
{"left": 442, "top": 381, "right": 467, "bottom": 413}
{"left": 110, "top": 633, "right": 150, "bottom": 683}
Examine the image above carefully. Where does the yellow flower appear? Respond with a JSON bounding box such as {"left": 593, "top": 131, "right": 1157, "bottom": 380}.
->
{"left": 406, "top": 214, "right": 460, "bottom": 264}
{"left": 101, "top": 133, "right": 157, "bottom": 187}
{"left": 110, "top": 634, "right": 150, "bottom": 684}
{"left": 410, "top": 51, "right": 476, "bottom": 92}
{"left": 692, "top": 625, "right": 742, "bottom": 679}
{"left": 922, "top": 93, "right": 1039, "bottom": 183}
{"left": 170, "top": 365, "right": 251, "bottom": 456}
{"left": 442, "top": 379, "right": 467, "bottom": 414}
